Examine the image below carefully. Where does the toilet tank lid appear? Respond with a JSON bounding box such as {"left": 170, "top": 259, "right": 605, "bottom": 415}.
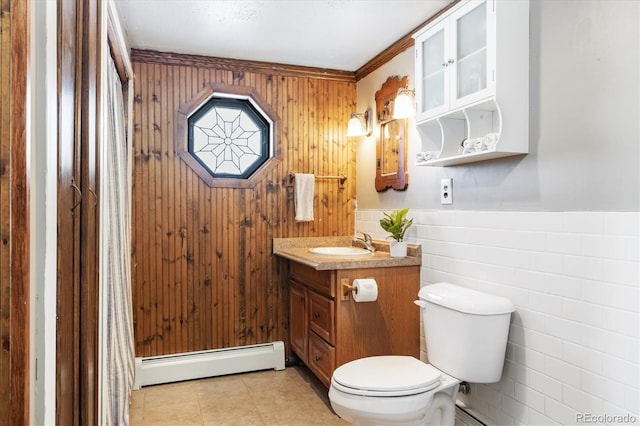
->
{"left": 418, "top": 283, "right": 515, "bottom": 315}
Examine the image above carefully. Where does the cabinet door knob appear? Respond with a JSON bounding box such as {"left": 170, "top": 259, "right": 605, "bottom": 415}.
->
{"left": 313, "top": 312, "right": 320, "bottom": 318}
{"left": 442, "top": 62, "right": 449, "bottom": 67}
{"left": 448, "top": 58, "right": 455, "bottom": 64}
{"left": 315, "top": 354, "right": 323, "bottom": 362}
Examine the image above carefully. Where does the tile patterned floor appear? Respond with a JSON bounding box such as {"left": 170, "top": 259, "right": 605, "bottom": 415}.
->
{"left": 129, "top": 365, "right": 349, "bottom": 426}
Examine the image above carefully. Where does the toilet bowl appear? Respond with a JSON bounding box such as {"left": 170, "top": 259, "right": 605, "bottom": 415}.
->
{"left": 328, "top": 356, "right": 459, "bottom": 426}
{"left": 328, "top": 283, "right": 514, "bottom": 426}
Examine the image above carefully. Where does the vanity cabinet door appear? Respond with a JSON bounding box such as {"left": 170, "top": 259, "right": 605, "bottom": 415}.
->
{"left": 309, "top": 290, "right": 335, "bottom": 345}
{"left": 289, "top": 281, "right": 308, "bottom": 363}
{"left": 308, "top": 332, "right": 335, "bottom": 387}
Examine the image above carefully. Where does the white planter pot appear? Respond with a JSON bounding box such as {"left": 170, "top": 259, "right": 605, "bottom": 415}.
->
{"left": 389, "top": 241, "right": 408, "bottom": 258}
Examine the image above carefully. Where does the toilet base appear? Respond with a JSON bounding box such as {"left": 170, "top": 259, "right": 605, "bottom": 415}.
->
{"left": 422, "top": 391, "right": 457, "bottom": 426}
{"left": 329, "top": 381, "right": 460, "bottom": 426}
{"left": 329, "top": 386, "right": 431, "bottom": 426}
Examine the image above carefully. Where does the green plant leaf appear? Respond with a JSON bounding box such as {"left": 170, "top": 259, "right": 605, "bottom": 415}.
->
{"left": 379, "top": 208, "right": 413, "bottom": 242}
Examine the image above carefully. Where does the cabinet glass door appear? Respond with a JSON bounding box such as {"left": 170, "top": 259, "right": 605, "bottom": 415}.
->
{"left": 454, "top": 1, "right": 488, "bottom": 103}
{"left": 417, "top": 23, "right": 449, "bottom": 120}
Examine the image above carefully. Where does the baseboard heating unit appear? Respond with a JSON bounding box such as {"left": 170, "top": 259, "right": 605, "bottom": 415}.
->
{"left": 455, "top": 405, "right": 485, "bottom": 426}
{"left": 133, "top": 341, "right": 285, "bottom": 389}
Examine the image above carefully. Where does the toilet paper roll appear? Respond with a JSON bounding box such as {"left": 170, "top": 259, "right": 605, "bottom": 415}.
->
{"left": 352, "top": 278, "right": 378, "bottom": 302}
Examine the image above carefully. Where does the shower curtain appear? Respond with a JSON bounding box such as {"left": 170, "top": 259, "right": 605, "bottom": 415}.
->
{"left": 100, "top": 53, "right": 135, "bottom": 425}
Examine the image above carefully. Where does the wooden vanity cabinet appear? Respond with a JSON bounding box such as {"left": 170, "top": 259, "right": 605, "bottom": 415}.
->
{"left": 289, "top": 281, "right": 309, "bottom": 362}
{"left": 288, "top": 261, "right": 420, "bottom": 387}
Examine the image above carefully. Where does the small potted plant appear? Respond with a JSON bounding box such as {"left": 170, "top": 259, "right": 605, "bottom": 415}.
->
{"left": 379, "top": 208, "right": 414, "bottom": 258}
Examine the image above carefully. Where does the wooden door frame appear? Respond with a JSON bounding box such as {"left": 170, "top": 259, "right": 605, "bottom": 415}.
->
{"left": 0, "top": 0, "right": 31, "bottom": 424}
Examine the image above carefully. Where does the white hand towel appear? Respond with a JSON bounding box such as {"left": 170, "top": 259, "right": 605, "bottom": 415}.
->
{"left": 294, "top": 173, "right": 315, "bottom": 222}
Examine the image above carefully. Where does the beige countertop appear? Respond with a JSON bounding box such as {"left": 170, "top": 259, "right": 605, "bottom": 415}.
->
{"left": 273, "top": 236, "right": 421, "bottom": 271}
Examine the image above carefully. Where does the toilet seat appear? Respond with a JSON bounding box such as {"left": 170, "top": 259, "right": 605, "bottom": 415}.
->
{"left": 331, "top": 356, "right": 442, "bottom": 397}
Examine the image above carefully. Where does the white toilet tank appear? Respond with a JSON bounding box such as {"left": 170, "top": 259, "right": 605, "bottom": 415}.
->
{"left": 417, "top": 283, "right": 514, "bottom": 383}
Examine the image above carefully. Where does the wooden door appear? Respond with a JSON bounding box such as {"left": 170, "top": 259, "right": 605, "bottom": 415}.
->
{"left": 78, "top": 1, "right": 100, "bottom": 423}
{"left": 57, "top": 0, "right": 101, "bottom": 424}
{"left": 57, "top": 0, "right": 81, "bottom": 423}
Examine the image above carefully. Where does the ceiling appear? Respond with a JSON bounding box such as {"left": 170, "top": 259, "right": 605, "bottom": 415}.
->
{"left": 114, "top": 0, "right": 451, "bottom": 72}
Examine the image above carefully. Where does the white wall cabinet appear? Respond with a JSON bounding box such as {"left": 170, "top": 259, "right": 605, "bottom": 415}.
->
{"left": 413, "top": 0, "right": 529, "bottom": 167}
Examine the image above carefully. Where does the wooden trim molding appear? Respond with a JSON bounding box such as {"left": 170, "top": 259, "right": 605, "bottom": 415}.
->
{"left": 107, "top": 0, "right": 133, "bottom": 82}
{"left": 355, "top": 37, "right": 415, "bottom": 81}
{"left": 132, "top": 2, "right": 461, "bottom": 84}
{"left": 355, "top": 0, "right": 461, "bottom": 81}
{"left": 132, "top": 49, "right": 356, "bottom": 83}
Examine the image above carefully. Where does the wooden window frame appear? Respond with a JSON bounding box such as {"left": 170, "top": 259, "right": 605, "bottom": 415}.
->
{"left": 176, "top": 83, "right": 280, "bottom": 188}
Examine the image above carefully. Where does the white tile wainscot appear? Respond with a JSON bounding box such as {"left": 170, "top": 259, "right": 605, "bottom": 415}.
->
{"left": 355, "top": 209, "right": 639, "bottom": 426}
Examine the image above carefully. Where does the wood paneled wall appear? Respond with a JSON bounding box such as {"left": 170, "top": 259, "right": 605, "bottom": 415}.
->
{"left": 131, "top": 51, "right": 358, "bottom": 357}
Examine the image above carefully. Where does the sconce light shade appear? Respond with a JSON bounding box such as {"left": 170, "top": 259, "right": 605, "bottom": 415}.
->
{"left": 347, "top": 114, "right": 365, "bottom": 136}
{"left": 346, "top": 109, "right": 372, "bottom": 137}
{"left": 393, "top": 89, "right": 415, "bottom": 119}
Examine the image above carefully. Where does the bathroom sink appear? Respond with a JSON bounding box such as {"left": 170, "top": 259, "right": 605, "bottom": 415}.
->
{"left": 308, "top": 247, "right": 372, "bottom": 256}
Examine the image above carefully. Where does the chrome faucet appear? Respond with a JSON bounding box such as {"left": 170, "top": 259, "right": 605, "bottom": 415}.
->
{"left": 352, "top": 232, "right": 375, "bottom": 253}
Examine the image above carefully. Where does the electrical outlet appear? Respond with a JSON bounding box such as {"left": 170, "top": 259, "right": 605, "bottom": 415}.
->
{"left": 440, "top": 178, "right": 453, "bottom": 205}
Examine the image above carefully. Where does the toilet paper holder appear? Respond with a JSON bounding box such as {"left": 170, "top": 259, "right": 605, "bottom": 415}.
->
{"left": 341, "top": 278, "right": 377, "bottom": 301}
{"left": 342, "top": 278, "right": 356, "bottom": 300}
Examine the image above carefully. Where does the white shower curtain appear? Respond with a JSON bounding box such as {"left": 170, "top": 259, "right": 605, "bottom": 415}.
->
{"left": 100, "top": 53, "right": 135, "bottom": 425}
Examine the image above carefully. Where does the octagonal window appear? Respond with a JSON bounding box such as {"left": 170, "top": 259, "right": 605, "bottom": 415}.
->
{"left": 188, "top": 95, "right": 273, "bottom": 179}
{"left": 176, "top": 85, "right": 280, "bottom": 188}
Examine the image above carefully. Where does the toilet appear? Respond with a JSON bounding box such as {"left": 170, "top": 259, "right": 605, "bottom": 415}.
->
{"left": 328, "top": 282, "right": 514, "bottom": 426}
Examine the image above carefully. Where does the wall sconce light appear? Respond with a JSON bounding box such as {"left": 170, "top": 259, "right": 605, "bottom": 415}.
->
{"left": 392, "top": 89, "right": 415, "bottom": 119}
{"left": 347, "top": 109, "right": 373, "bottom": 137}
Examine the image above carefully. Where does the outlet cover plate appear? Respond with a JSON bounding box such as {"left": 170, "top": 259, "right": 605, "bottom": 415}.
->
{"left": 441, "top": 178, "right": 453, "bottom": 205}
